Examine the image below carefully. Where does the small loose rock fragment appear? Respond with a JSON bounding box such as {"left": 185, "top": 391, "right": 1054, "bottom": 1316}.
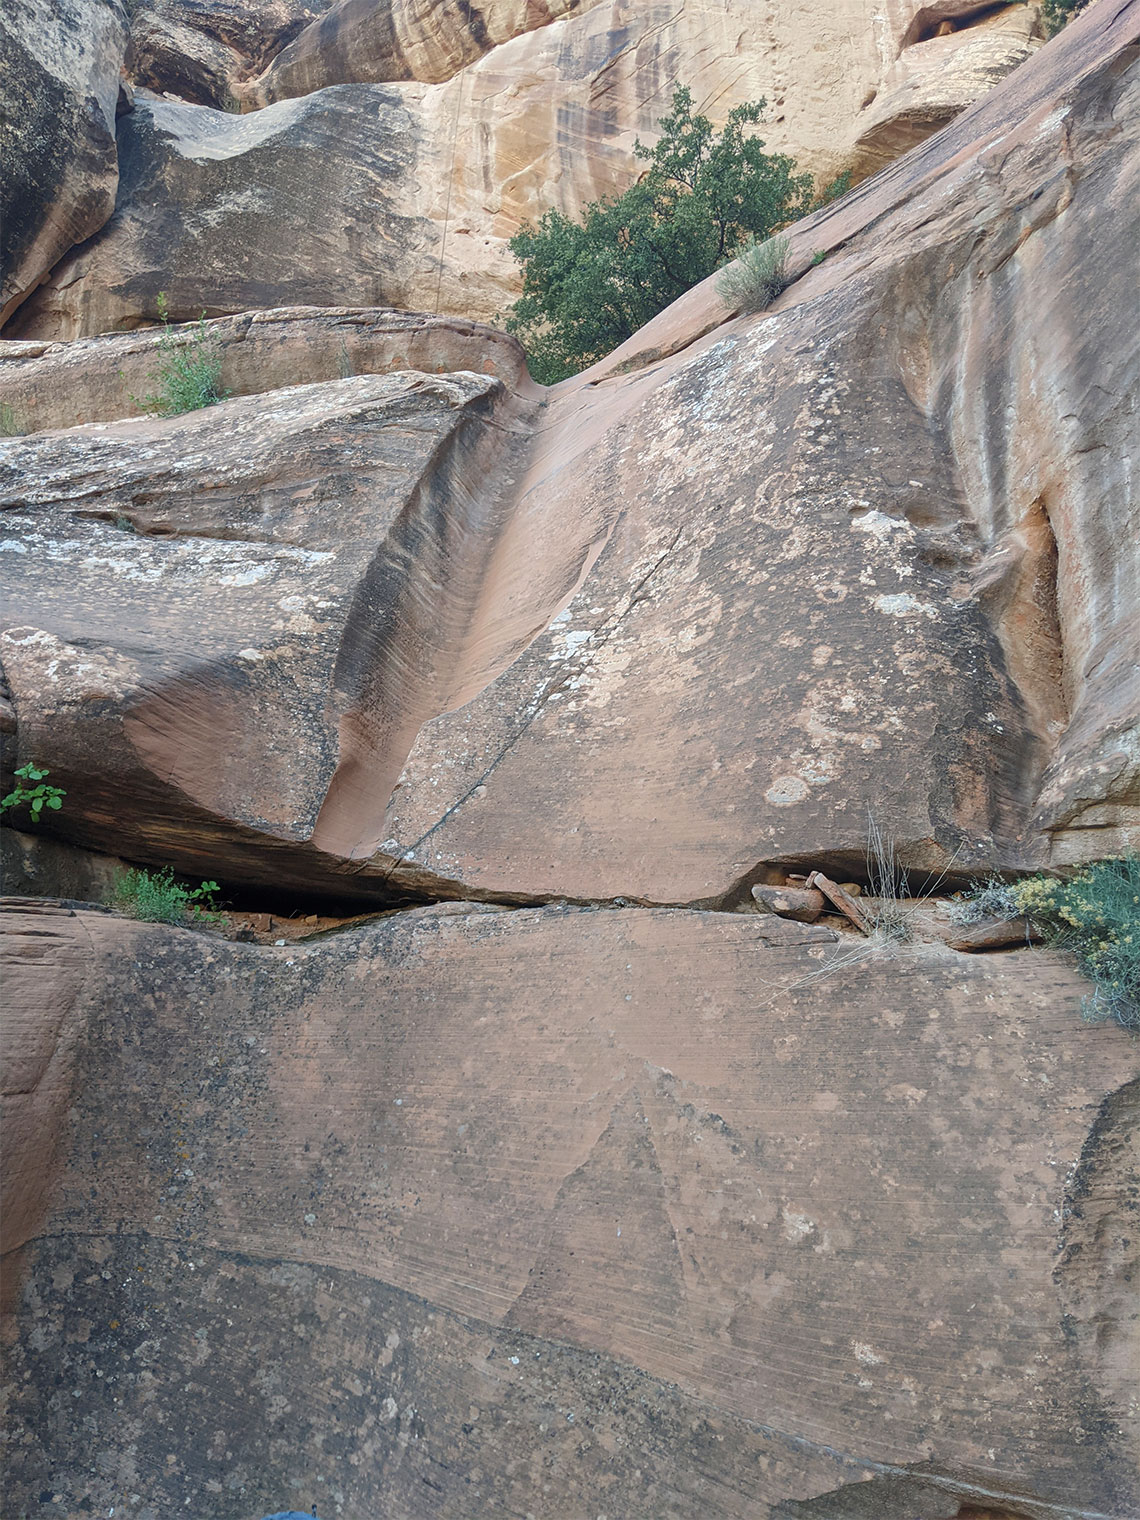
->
{"left": 806, "top": 872, "right": 872, "bottom": 935}
{"left": 751, "top": 884, "right": 825, "bottom": 922}
{"left": 943, "top": 916, "right": 1042, "bottom": 952}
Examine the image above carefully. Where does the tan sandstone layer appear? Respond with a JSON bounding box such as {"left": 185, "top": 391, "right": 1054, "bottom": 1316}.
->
{"left": 2, "top": 900, "right": 1137, "bottom": 1516}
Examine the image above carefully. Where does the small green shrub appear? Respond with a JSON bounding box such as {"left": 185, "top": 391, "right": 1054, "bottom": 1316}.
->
{"left": 810, "top": 249, "right": 828, "bottom": 267}
{"left": 111, "top": 866, "right": 225, "bottom": 926}
{"left": 812, "top": 169, "right": 853, "bottom": 208}
{"left": 0, "top": 402, "right": 21, "bottom": 437}
{"left": 1, "top": 762, "right": 66, "bottom": 822}
{"left": 955, "top": 858, "right": 1139, "bottom": 1029}
{"left": 132, "top": 292, "right": 228, "bottom": 417}
{"left": 716, "top": 235, "right": 790, "bottom": 313}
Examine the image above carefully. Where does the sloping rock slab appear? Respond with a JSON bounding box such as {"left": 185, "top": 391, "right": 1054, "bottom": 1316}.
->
{"left": 0, "top": 0, "right": 128, "bottom": 324}
{"left": 378, "top": 0, "right": 1140, "bottom": 897}
{"left": 0, "top": 370, "right": 548, "bottom": 900}
{"left": 2, "top": 901, "right": 1137, "bottom": 1515}
{"left": 0, "top": 306, "right": 531, "bottom": 434}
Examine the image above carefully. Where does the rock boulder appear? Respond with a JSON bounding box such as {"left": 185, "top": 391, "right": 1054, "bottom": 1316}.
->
{"left": 0, "top": 0, "right": 128, "bottom": 325}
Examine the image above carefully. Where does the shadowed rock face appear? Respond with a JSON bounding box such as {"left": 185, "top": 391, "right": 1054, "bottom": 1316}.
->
{"left": 2, "top": 2, "right": 1133, "bottom": 904}
{"left": 127, "top": 0, "right": 331, "bottom": 109}
{"left": 4, "top": 86, "right": 431, "bottom": 343}
{"left": 2, "top": 901, "right": 1137, "bottom": 1516}
{"left": 0, "top": 0, "right": 128, "bottom": 325}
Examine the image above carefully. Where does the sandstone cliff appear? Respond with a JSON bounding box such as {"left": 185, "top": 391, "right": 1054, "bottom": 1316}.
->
{"left": 1, "top": 3, "right": 1138, "bottom": 1518}
{"left": 5, "top": 0, "right": 1046, "bottom": 336}
{"left": 2, "top": 1, "right": 1135, "bottom": 903}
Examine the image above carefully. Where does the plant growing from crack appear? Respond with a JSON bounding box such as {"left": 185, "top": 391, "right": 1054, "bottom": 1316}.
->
{"left": 111, "top": 866, "right": 226, "bottom": 926}
{"left": 130, "top": 292, "right": 229, "bottom": 417}
{"left": 1, "top": 762, "right": 66, "bottom": 823}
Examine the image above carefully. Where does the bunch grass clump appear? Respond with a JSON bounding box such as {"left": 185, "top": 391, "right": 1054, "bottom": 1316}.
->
{"left": 716, "top": 235, "right": 790, "bottom": 314}
{"left": 132, "top": 292, "right": 228, "bottom": 417}
{"left": 111, "top": 866, "right": 225, "bottom": 926}
{"left": 864, "top": 812, "right": 916, "bottom": 943}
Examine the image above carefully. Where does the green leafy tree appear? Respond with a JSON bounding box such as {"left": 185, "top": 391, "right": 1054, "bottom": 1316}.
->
{"left": 506, "top": 86, "right": 814, "bottom": 382}
{"left": 1041, "top": 0, "right": 1092, "bottom": 36}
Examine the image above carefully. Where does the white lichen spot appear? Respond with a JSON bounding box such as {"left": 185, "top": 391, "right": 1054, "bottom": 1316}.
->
{"left": 853, "top": 1341, "right": 884, "bottom": 1366}
{"left": 850, "top": 509, "right": 907, "bottom": 540}
{"left": 765, "top": 775, "right": 810, "bottom": 807}
{"left": 873, "top": 592, "right": 937, "bottom": 619}
{"left": 781, "top": 1208, "right": 815, "bottom": 1241}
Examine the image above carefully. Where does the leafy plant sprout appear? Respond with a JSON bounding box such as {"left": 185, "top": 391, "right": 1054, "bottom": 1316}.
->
{"left": 1, "top": 762, "right": 66, "bottom": 822}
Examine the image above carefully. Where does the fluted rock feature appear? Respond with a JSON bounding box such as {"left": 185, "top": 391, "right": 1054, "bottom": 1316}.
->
{"left": 0, "top": 0, "right": 128, "bottom": 325}
{"left": 247, "top": 0, "right": 604, "bottom": 102}
{"left": 128, "top": 0, "right": 331, "bottom": 109}
{"left": 9, "top": 0, "right": 1046, "bottom": 338}
{"left": 1, "top": 2, "right": 1136, "bottom": 904}
{"left": 2, "top": 901, "right": 1137, "bottom": 1515}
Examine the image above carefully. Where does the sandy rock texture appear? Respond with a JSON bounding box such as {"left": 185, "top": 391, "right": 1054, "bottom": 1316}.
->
{"left": 1, "top": 3, "right": 1136, "bottom": 905}
{"left": 8, "top": 0, "right": 1044, "bottom": 338}
{"left": 0, "top": 0, "right": 128, "bottom": 326}
{"left": 2, "top": 901, "right": 1137, "bottom": 1516}
{"left": 127, "top": 0, "right": 330, "bottom": 109}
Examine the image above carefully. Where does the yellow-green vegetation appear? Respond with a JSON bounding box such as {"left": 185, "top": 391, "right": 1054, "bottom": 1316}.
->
{"left": 111, "top": 867, "right": 225, "bottom": 927}
{"left": 956, "top": 858, "right": 1139, "bottom": 1029}
{"left": 716, "top": 235, "right": 790, "bottom": 314}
